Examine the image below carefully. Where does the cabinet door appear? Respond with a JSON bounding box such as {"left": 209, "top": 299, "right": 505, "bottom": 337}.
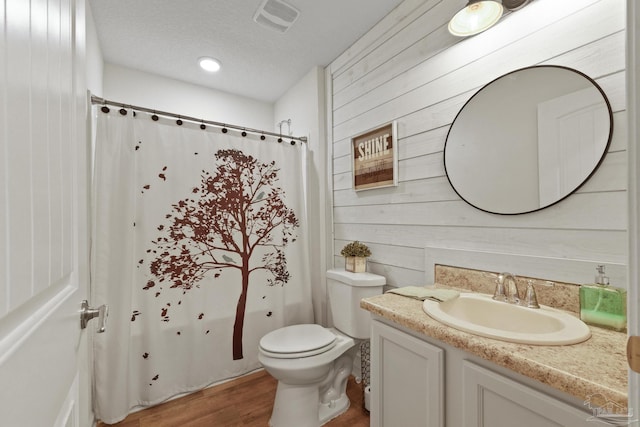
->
{"left": 370, "top": 320, "right": 444, "bottom": 427}
{"left": 463, "top": 361, "right": 594, "bottom": 427}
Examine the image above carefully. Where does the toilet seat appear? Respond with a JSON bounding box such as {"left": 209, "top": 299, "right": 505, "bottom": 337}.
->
{"left": 259, "top": 324, "right": 337, "bottom": 359}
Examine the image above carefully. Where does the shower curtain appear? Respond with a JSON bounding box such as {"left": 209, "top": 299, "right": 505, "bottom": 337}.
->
{"left": 91, "top": 109, "right": 313, "bottom": 424}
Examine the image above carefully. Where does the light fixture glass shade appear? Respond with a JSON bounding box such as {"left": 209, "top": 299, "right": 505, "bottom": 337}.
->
{"left": 448, "top": 0, "right": 504, "bottom": 37}
{"left": 198, "top": 57, "right": 221, "bottom": 73}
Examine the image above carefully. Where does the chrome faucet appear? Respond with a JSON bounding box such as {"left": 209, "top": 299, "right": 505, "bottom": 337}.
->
{"left": 493, "top": 273, "right": 554, "bottom": 309}
{"left": 502, "top": 273, "right": 521, "bottom": 305}
{"left": 492, "top": 272, "right": 521, "bottom": 304}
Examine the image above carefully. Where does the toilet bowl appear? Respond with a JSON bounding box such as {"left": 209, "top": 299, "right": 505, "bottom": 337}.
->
{"left": 258, "top": 269, "right": 385, "bottom": 427}
{"left": 259, "top": 325, "right": 356, "bottom": 426}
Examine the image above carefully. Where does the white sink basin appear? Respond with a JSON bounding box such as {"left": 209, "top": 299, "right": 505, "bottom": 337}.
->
{"left": 422, "top": 293, "right": 591, "bottom": 345}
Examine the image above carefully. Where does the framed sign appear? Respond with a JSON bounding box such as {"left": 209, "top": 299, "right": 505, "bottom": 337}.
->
{"left": 351, "top": 121, "right": 398, "bottom": 191}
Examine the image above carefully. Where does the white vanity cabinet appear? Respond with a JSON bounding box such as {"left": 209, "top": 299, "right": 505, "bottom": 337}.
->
{"left": 370, "top": 318, "right": 602, "bottom": 427}
{"left": 463, "top": 361, "right": 597, "bottom": 426}
{"left": 370, "top": 319, "right": 444, "bottom": 427}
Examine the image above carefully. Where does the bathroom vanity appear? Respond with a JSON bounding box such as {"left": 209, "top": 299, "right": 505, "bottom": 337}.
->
{"left": 361, "top": 293, "right": 628, "bottom": 427}
{"left": 358, "top": 56, "right": 625, "bottom": 423}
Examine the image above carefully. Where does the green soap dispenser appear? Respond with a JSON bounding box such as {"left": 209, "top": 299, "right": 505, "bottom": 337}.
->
{"left": 579, "top": 265, "right": 626, "bottom": 332}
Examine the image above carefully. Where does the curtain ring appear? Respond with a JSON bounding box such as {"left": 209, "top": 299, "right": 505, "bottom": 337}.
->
{"left": 176, "top": 117, "right": 183, "bottom": 126}
{"left": 200, "top": 121, "right": 206, "bottom": 130}
{"left": 277, "top": 137, "right": 283, "bottom": 143}
{"left": 222, "top": 125, "right": 228, "bottom": 133}
{"left": 151, "top": 112, "right": 159, "bottom": 121}
{"left": 241, "top": 129, "right": 247, "bottom": 137}
{"left": 101, "top": 101, "right": 110, "bottom": 114}
{"left": 119, "top": 108, "right": 127, "bottom": 116}
{"left": 260, "top": 134, "right": 266, "bottom": 141}
{"left": 290, "top": 140, "right": 296, "bottom": 146}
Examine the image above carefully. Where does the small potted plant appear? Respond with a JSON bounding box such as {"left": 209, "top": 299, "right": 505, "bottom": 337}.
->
{"left": 341, "top": 241, "right": 371, "bottom": 273}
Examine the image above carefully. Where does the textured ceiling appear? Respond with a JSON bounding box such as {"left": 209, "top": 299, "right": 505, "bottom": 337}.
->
{"left": 89, "top": 0, "right": 405, "bottom": 103}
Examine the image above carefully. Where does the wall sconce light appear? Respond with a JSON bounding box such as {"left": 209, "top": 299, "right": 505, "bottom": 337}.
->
{"left": 448, "top": 0, "right": 531, "bottom": 37}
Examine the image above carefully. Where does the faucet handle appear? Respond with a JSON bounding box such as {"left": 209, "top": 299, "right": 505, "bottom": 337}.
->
{"left": 492, "top": 273, "right": 507, "bottom": 302}
{"left": 522, "top": 280, "right": 555, "bottom": 309}
{"left": 523, "top": 280, "right": 540, "bottom": 309}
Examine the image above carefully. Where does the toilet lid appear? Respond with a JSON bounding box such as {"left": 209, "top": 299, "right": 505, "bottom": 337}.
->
{"left": 259, "top": 324, "right": 336, "bottom": 356}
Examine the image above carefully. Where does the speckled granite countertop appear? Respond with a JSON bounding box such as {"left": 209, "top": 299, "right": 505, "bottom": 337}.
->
{"left": 361, "top": 292, "right": 628, "bottom": 408}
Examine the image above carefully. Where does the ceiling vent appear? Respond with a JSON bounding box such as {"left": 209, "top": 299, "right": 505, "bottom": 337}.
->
{"left": 253, "top": 0, "right": 300, "bottom": 33}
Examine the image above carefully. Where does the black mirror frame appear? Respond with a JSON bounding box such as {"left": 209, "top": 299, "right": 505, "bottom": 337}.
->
{"left": 443, "top": 65, "right": 614, "bottom": 215}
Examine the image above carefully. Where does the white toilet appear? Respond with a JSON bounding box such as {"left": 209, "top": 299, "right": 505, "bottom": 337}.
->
{"left": 258, "top": 268, "right": 385, "bottom": 427}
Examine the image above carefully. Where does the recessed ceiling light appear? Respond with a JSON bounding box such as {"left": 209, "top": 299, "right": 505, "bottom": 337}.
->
{"left": 198, "top": 57, "right": 221, "bottom": 73}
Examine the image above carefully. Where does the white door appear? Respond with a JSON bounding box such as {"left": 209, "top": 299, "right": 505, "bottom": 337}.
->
{"left": 537, "top": 87, "right": 609, "bottom": 207}
{"left": 0, "top": 0, "right": 91, "bottom": 426}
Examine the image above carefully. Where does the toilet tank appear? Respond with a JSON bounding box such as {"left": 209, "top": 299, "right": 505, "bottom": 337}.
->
{"left": 327, "top": 268, "right": 385, "bottom": 339}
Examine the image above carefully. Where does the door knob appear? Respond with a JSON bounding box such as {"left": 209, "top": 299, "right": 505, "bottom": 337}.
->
{"left": 80, "top": 300, "right": 108, "bottom": 333}
{"left": 628, "top": 336, "right": 640, "bottom": 373}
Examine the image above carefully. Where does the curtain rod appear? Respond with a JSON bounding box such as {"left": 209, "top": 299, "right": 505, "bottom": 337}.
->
{"left": 90, "top": 95, "right": 308, "bottom": 144}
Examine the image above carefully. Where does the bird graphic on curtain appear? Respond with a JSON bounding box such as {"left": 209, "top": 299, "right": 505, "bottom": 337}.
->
{"left": 146, "top": 148, "right": 299, "bottom": 360}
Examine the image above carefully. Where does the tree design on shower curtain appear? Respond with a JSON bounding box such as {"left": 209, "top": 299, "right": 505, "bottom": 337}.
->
{"left": 148, "top": 148, "right": 298, "bottom": 360}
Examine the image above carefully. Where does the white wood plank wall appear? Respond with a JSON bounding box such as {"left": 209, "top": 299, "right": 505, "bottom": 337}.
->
{"left": 1, "top": 0, "right": 77, "bottom": 318}
{"left": 327, "top": 0, "right": 627, "bottom": 288}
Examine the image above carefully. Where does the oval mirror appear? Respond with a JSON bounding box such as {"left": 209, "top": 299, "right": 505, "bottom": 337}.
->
{"left": 444, "top": 65, "right": 613, "bottom": 215}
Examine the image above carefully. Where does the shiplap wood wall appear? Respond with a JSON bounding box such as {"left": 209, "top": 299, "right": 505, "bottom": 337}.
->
{"left": 327, "top": 0, "right": 627, "bottom": 288}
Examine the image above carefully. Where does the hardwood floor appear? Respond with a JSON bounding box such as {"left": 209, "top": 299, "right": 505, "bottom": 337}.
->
{"left": 97, "top": 370, "right": 370, "bottom": 427}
